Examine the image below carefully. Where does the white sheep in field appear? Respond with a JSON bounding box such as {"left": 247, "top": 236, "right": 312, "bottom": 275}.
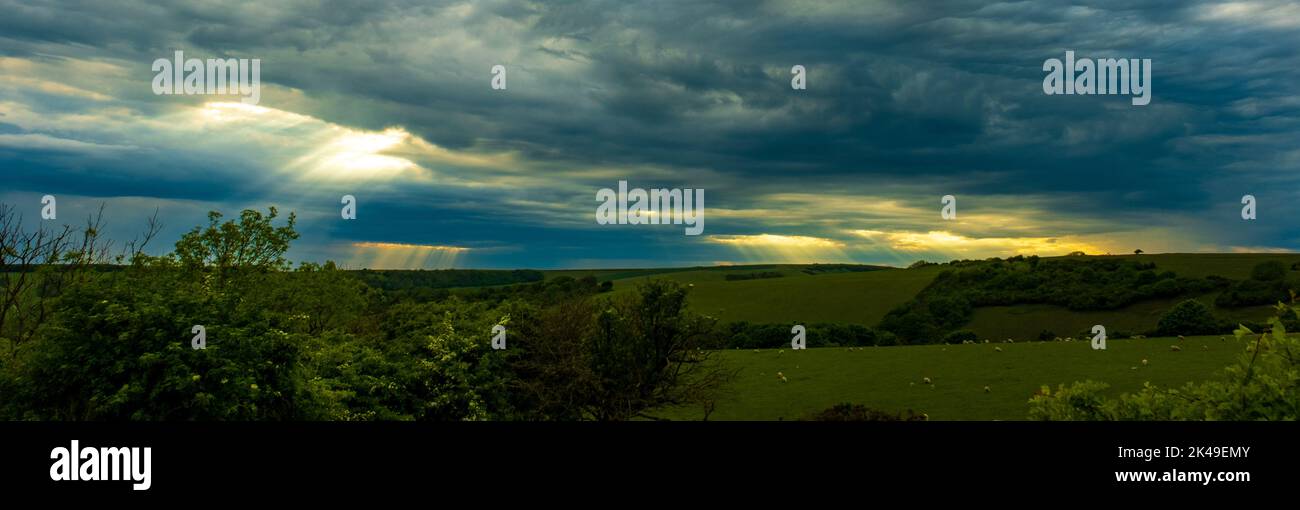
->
{"left": 994, "top": 346, "right": 1003, "bottom": 352}
{"left": 1220, "top": 336, "right": 1227, "bottom": 342}
{"left": 1005, "top": 338, "right": 1013, "bottom": 343}
{"left": 1170, "top": 345, "right": 1182, "bottom": 352}
{"left": 1133, "top": 335, "right": 1146, "bottom": 339}
{"left": 984, "top": 385, "right": 991, "bottom": 393}
{"left": 1064, "top": 337, "right": 1074, "bottom": 342}
{"left": 1141, "top": 358, "right": 1149, "bottom": 366}
{"left": 922, "top": 377, "right": 932, "bottom": 385}
{"left": 1054, "top": 337, "right": 1062, "bottom": 341}
{"left": 776, "top": 372, "right": 788, "bottom": 383}
{"left": 1178, "top": 335, "right": 1185, "bottom": 342}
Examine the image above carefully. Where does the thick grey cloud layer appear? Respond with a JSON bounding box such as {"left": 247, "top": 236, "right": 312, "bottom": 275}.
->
{"left": 2, "top": 0, "right": 1298, "bottom": 267}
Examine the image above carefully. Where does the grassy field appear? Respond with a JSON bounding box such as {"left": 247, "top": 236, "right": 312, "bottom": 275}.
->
{"left": 660, "top": 336, "right": 1244, "bottom": 421}
{"left": 1101, "top": 253, "right": 1300, "bottom": 280}
{"left": 572, "top": 254, "right": 1297, "bottom": 339}
{"left": 542, "top": 254, "right": 1286, "bottom": 421}
{"left": 603, "top": 265, "right": 943, "bottom": 325}
{"left": 963, "top": 295, "right": 1277, "bottom": 341}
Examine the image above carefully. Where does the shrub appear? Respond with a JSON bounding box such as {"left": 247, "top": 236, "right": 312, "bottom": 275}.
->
{"left": 1155, "top": 299, "right": 1221, "bottom": 336}
{"left": 806, "top": 403, "right": 927, "bottom": 421}
{"left": 943, "top": 330, "right": 978, "bottom": 344}
{"left": 1030, "top": 301, "right": 1300, "bottom": 420}
{"left": 1251, "top": 261, "right": 1286, "bottom": 281}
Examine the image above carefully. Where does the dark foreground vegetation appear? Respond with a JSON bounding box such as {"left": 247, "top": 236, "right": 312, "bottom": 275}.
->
{"left": 2, "top": 203, "right": 1295, "bottom": 421}
{"left": 0, "top": 205, "right": 731, "bottom": 420}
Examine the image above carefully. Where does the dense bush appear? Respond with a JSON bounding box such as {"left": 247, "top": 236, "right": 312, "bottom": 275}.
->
{"left": 943, "top": 330, "right": 978, "bottom": 344}
{"left": 805, "top": 403, "right": 927, "bottom": 421}
{"left": 1250, "top": 261, "right": 1287, "bottom": 282}
{"left": 1215, "top": 262, "right": 1296, "bottom": 308}
{"left": 1155, "top": 299, "right": 1222, "bottom": 336}
{"left": 724, "top": 271, "right": 783, "bottom": 281}
{"left": 722, "top": 322, "right": 892, "bottom": 349}
{"left": 0, "top": 206, "right": 728, "bottom": 421}
{"left": 881, "top": 256, "right": 1229, "bottom": 343}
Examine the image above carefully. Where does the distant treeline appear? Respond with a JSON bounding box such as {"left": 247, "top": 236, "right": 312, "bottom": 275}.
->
{"left": 799, "top": 264, "right": 888, "bottom": 275}
{"left": 724, "top": 271, "right": 784, "bottom": 281}
{"left": 723, "top": 322, "right": 898, "bottom": 349}
{"left": 0, "top": 264, "right": 128, "bottom": 272}
{"left": 879, "top": 255, "right": 1299, "bottom": 344}
{"left": 354, "top": 269, "right": 543, "bottom": 291}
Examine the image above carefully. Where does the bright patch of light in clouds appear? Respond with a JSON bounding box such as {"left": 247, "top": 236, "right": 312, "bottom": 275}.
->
{"left": 708, "top": 234, "right": 849, "bottom": 263}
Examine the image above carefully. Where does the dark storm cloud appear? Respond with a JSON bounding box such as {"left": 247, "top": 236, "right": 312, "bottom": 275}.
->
{"left": 3, "top": 0, "right": 1299, "bottom": 266}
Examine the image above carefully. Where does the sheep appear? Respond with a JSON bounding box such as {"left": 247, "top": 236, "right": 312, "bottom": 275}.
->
{"left": 994, "top": 346, "right": 1003, "bottom": 352}
{"left": 983, "top": 339, "right": 990, "bottom": 344}
{"left": 1141, "top": 358, "right": 1149, "bottom": 366}
{"left": 776, "top": 372, "right": 788, "bottom": 383}
{"left": 753, "top": 349, "right": 760, "bottom": 353}
{"left": 1220, "top": 336, "right": 1227, "bottom": 342}
{"left": 1202, "top": 345, "right": 1209, "bottom": 351}
{"left": 1178, "top": 335, "right": 1185, "bottom": 343}
{"left": 1133, "top": 334, "right": 1146, "bottom": 339}
{"left": 1005, "top": 338, "right": 1014, "bottom": 343}
{"left": 1170, "top": 345, "right": 1181, "bottom": 352}
{"left": 922, "top": 377, "right": 932, "bottom": 385}
{"left": 778, "top": 349, "right": 784, "bottom": 355}
{"left": 1064, "top": 337, "right": 1074, "bottom": 342}
{"left": 983, "top": 385, "right": 991, "bottom": 393}
{"left": 1054, "top": 337, "right": 1062, "bottom": 342}
{"left": 1130, "top": 366, "right": 1138, "bottom": 370}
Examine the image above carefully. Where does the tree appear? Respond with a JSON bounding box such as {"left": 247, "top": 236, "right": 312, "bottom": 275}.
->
{"left": 509, "top": 280, "right": 734, "bottom": 421}
{"left": 1134, "top": 249, "right": 1143, "bottom": 255}
{"left": 1156, "top": 299, "right": 1220, "bottom": 336}
{"left": 174, "top": 207, "right": 298, "bottom": 274}
{"left": 1250, "top": 261, "right": 1286, "bottom": 282}
{"left": 0, "top": 204, "right": 157, "bottom": 354}
{"left": 585, "top": 280, "right": 733, "bottom": 420}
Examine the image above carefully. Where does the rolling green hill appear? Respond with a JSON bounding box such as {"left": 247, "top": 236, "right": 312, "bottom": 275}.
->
{"left": 541, "top": 254, "right": 1296, "bottom": 342}
{"left": 600, "top": 264, "right": 942, "bottom": 325}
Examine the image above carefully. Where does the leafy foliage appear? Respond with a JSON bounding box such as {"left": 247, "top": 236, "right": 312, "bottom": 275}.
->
{"left": 881, "top": 256, "right": 1229, "bottom": 343}
{"left": 1029, "top": 300, "right": 1300, "bottom": 420}
{"left": 1155, "top": 299, "right": 1221, "bottom": 336}
{"left": 805, "top": 403, "right": 927, "bottom": 421}
{"left": 0, "top": 205, "right": 730, "bottom": 421}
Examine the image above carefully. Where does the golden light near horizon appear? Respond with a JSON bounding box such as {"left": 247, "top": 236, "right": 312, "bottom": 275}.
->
{"left": 851, "top": 229, "right": 1106, "bottom": 257}
{"left": 707, "top": 234, "right": 850, "bottom": 263}
{"left": 347, "top": 241, "right": 469, "bottom": 269}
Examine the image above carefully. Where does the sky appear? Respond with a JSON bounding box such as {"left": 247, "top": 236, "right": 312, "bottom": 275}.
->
{"left": 2, "top": 0, "right": 1299, "bottom": 269}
